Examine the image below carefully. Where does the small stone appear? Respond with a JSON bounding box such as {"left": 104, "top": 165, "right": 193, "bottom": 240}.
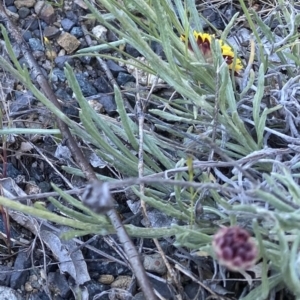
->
{"left": 143, "top": 253, "right": 167, "bottom": 275}
{"left": 14, "top": 0, "right": 35, "bottom": 9}
{"left": 93, "top": 94, "right": 116, "bottom": 115}
{"left": 51, "top": 68, "right": 66, "bottom": 82}
{"left": 70, "top": 26, "right": 83, "bottom": 38}
{"left": 61, "top": 18, "right": 75, "bottom": 32}
{"left": 117, "top": 72, "right": 135, "bottom": 86}
{"left": 28, "top": 38, "right": 45, "bottom": 51}
{"left": 22, "top": 30, "right": 32, "bottom": 41}
{"left": 111, "top": 276, "right": 131, "bottom": 289}
{"left": 7, "top": 6, "right": 17, "bottom": 13}
{"left": 5, "top": 0, "right": 14, "bottom": 5}
{"left": 65, "top": 11, "right": 78, "bottom": 23}
{"left": 43, "top": 26, "right": 61, "bottom": 39}
{"left": 98, "top": 275, "right": 114, "bottom": 285}
{"left": 10, "top": 252, "right": 31, "bottom": 289}
{"left": 94, "top": 76, "right": 112, "bottom": 93}
{"left": 91, "top": 25, "right": 107, "bottom": 40}
{"left": 25, "top": 181, "right": 41, "bottom": 195}
{"left": 24, "top": 282, "right": 33, "bottom": 292}
{"left": 57, "top": 32, "right": 80, "bottom": 54}
{"left": 45, "top": 49, "right": 57, "bottom": 60}
{"left": 54, "top": 55, "right": 74, "bottom": 69}
{"left": 18, "top": 6, "right": 30, "bottom": 18}
{"left": 48, "top": 272, "right": 71, "bottom": 298}
{"left": 75, "top": 73, "right": 97, "bottom": 96}
{"left": 23, "top": 16, "right": 39, "bottom": 30}
{"left": 125, "top": 43, "right": 140, "bottom": 58}
{"left": 34, "top": 1, "right": 55, "bottom": 24}
{"left": 106, "top": 60, "right": 126, "bottom": 75}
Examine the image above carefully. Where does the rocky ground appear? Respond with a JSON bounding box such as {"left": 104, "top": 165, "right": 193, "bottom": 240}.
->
{"left": 0, "top": 0, "right": 293, "bottom": 299}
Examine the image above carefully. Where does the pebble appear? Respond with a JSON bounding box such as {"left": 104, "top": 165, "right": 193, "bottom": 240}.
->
{"left": 0, "top": 265, "right": 12, "bottom": 286}
{"left": 117, "top": 72, "right": 135, "bottom": 86}
{"left": 93, "top": 94, "right": 116, "bottom": 115}
{"left": 125, "top": 43, "right": 141, "bottom": 58}
{"left": 57, "top": 32, "right": 80, "bottom": 54}
{"left": 28, "top": 38, "right": 45, "bottom": 51}
{"left": 10, "top": 91, "right": 35, "bottom": 112}
{"left": 91, "top": 25, "right": 107, "bottom": 40}
{"left": 106, "top": 59, "right": 126, "bottom": 75}
{"left": 14, "top": 0, "right": 36, "bottom": 9}
{"left": 43, "top": 26, "right": 61, "bottom": 39}
{"left": 54, "top": 55, "right": 74, "bottom": 69}
{"left": 22, "top": 30, "right": 32, "bottom": 41}
{"left": 61, "top": 18, "right": 75, "bottom": 31}
{"left": 143, "top": 253, "right": 167, "bottom": 275}
{"left": 18, "top": 6, "right": 30, "bottom": 18}
{"left": 94, "top": 76, "right": 112, "bottom": 93}
{"left": 51, "top": 68, "right": 66, "bottom": 82}
{"left": 34, "top": 1, "right": 55, "bottom": 24}
{"left": 23, "top": 16, "right": 39, "bottom": 30}
{"left": 10, "top": 251, "right": 31, "bottom": 289}
{"left": 4, "top": 0, "right": 14, "bottom": 5}
{"left": 75, "top": 73, "right": 97, "bottom": 96}
{"left": 48, "top": 272, "right": 71, "bottom": 298}
{"left": 45, "top": 49, "right": 57, "bottom": 60}
{"left": 70, "top": 26, "right": 83, "bottom": 38}
{"left": 98, "top": 274, "right": 114, "bottom": 285}
{"left": 111, "top": 276, "right": 132, "bottom": 289}
{"left": 7, "top": 6, "right": 17, "bottom": 13}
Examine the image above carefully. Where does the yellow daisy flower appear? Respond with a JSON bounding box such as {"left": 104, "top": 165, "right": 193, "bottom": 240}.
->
{"left": 181, "top": 31, "right": 243, "bottom": 74}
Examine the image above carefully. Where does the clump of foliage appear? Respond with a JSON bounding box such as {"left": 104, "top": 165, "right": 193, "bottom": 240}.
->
{"left": 1, "top": 0, "right": 300, "bottom": 298}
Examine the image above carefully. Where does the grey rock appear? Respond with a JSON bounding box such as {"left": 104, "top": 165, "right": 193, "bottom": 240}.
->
{"left": 54, "top": 55, "right": 74, "bottom": 69}
{"left": 51, "top": 68, "right": 66, "bottom": 82}
{"left": 55, "top": 88, "right": 79, "bottom": 118}
{"left": 132, "top": 292, "right": 146, "bottom": 300}
{"left": 48, "top": 272, "right": 71, "bottom": 298}
{"left": 18, "top": 6, "right": 30, "bottom": 18}
{"left": 10, "top": 251, "right": 31, "bottom": 289}
{"left": 18, "top": 56, "right": 30, "bottom": 68}
{"left": 116, "top": 72, "right": 135, "bottom": 86}
{"left": 149, "top": 277, "right": 174, "bottom": 299}
{"left": 28, "top": 38, "right": 45, "bottom": 52}
{"left": 10, "top": 91, "right": 36, "bottom": 112}
{"left": 94, "top": 94, "right": 116, "bottom": 115}
{"left": 22, "top": 30, "right": 32, "bottom": 41}
{"left": 7, "top": 6, "right": 17, "bottom": 13}
{"left": 70, "top": 26, "right": 83, "bottom": 38}
{"left": 184, "top": 282, "right": 207, "bottom": 299}
{"left": 94, "top": 76, "right": 112, "bottom": 93}
{"left": 4, "top": 0, "right": 14, "bottom": 5}
{"left": 61, "top": 18, "right": 75, "bottom": 31}
{"left": 125, "top": 43, "right": 140, "bottom": 58}
{"left": 23, "top": 16, "right": 39, "bottom": 30}
{"left": 34, "top": 1, "right": 55, "bottom": 24}
{"left": 38, "top": 181, "right": 51, "bottom": 193}
{"left": 43, "top": 26, "right": 61, "bottom": 39}
{"left": 85, "top": 280, "right": 109, "bottom": 299}
{"left": 106, "top": 59, "right": 126, "bottom": 75}
{"left": 14, "top": 0, "right": 35, "bottom": 9}
{"left": 75, "top": 73, "right": 97, "bottom": 96}
{"left": 0, "top": 265, "right": 12, "bottom": 286}
{"left": 0, "top": 163, "right": 23, "bottom": 178}
{"left": 65, "top": 11, "right": 78, "bottom": 23}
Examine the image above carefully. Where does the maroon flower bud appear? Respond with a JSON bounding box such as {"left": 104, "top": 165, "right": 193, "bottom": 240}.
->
{"left": 212, "top": 226, "right": 258, "bottom": 271}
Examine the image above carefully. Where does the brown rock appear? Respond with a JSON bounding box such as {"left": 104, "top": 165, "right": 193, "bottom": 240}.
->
{"left": 57, "top": 33, "right": 80, "bottom": 54}
{"left": 34, "top": 1, "right": 55, "bottom": 24}
{"left": 14, "top": 0, "right": 36, "bottom": 9}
